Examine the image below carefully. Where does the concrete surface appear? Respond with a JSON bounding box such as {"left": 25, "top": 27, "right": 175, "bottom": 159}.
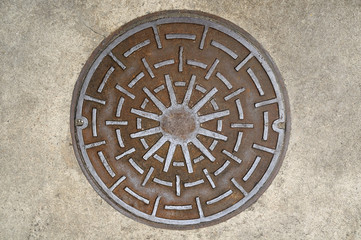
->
{"left": 1, "top": 0, "right": 360, "bottom": 239}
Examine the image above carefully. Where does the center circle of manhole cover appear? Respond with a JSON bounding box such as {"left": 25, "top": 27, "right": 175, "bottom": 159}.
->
{"left": 71, "top": 10, "right": 290, "bottom": 229}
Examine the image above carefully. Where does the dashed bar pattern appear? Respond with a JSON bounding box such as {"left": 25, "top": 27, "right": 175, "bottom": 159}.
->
{"left": 71, "top": 10, "right": 290, "bottom": 230}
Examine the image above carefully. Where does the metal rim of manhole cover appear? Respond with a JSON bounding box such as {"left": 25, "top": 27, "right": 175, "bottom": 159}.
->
{"left": 70, "top": 10, "right": 290, "bottom": 229}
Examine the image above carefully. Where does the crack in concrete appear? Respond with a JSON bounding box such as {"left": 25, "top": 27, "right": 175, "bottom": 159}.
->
{"left": 82, "top": 21, "right": 106, "bottom": 38}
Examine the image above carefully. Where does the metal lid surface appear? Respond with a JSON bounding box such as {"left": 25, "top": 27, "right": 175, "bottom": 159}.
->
{"left": 70, "top": 10, "right": 290, "bottom": 229}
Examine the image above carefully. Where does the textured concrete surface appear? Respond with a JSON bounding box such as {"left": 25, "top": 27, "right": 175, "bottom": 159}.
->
{"left": 1, "top": 0, "right": 360, "bottom": 239}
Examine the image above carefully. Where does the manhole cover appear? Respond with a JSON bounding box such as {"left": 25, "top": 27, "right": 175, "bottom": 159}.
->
{"left": 71, "top": 10, "right": 290, "bottom": 229}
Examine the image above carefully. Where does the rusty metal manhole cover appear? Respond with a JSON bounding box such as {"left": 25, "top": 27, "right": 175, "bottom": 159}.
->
{"left": 70, "top": 10, "right": 290, "bottom": 229}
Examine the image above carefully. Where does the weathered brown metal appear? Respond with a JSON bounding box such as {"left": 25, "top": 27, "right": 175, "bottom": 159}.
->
{"left": 70, "top": 10, "right": 290, "bottom": 229}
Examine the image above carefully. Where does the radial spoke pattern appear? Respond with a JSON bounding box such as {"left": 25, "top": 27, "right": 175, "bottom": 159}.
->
{"left": 129, "top": 74, "right": 229, "bottom": 173}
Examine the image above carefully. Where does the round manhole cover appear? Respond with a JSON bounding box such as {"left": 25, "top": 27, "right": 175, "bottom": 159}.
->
{"left": 71, "top": 10, "right": 290, "bottom": 229}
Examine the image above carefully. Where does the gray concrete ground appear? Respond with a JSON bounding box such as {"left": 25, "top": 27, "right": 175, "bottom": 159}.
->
{"left": 1, "top": 0, "right": 360, "bottom": 239}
